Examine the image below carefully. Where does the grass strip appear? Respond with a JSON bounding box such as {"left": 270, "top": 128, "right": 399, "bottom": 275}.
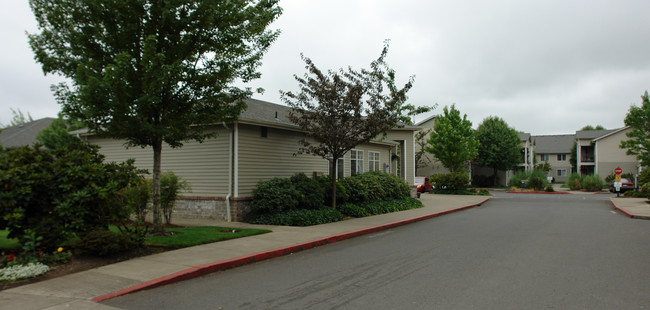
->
{"left": 0, "top": 230, "right": 20, "bottom": 250}
{"left": 145, "top": 226, "right": 270, "bottom": 248}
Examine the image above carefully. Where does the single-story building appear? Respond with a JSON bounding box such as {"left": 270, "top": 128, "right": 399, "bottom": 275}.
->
{"left": 77, "top": 98, "right": 419, "bottom": 221}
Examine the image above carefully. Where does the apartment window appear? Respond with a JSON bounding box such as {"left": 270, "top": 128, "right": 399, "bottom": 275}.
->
{"left": 368, "top": 151, "right": 380, "bottom": 171}
{"left": 260, "top": 126, "right": 268, "bottom": 138}
{"left": 557, "top": 154, "right": 567, "bottom": 161}
{"left": 540, "top": 154, "right": 550, "bottom": 161}
{"left": 351, "top": 150, "right": 364, "bottom": 175}
{"left": 557, "top": 169, "right": 567, "bottom": 177}
{"left": 329, "top": 157, "right": 345, "bottom": 179}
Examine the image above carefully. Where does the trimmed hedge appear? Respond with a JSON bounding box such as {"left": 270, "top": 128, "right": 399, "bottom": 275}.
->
{"left": 341, "top": 171, "right": 410, "bottom": 204}
{"left": 581, "top": 174, "right": 605, "bottom": 192}
{"left": 251, "top": 178, "right": 300, "bottom": 213}
{"left": 509, "top": 170, "right": 547, "bottom": 190}
{"left": 247, "top": 208, "right": 344, "bottom": 226}
{"left": 339, "top": 197, "right": 423, "bottom": 218}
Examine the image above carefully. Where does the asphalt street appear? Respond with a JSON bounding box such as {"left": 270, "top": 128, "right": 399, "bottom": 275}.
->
{"left": 104, "top": 192, "right": 650, "bottom": 309}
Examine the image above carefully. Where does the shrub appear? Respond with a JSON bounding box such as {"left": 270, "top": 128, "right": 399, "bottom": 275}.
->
{"left": 0, "top": 141, "right": 143, "bottom": 246}
{"left": 247, "top": 208, "right": 344, "bottom": 226}
{"left": 545, "top": 184, "right": 555, "bottom": 192}
{"left": 568, "top": 173, "right": 582, "bottom": 190}
{"left": 290, "top": 173, "right": 325, "bottom": 210}
{"left": 160, "top": 171, "right": 190, "bottom": 225}
{"left": 430, "top": 172, "right": 470, "bottom": 191}
{"left": 318, "top": 175, "right": 349, "bottom": 206}
{"left": 339, "top": 197, "right": 423, "bottom": 218}
{"left": 341, "top": 171, "right": 410, "bottom": 204}
{"left": 527, "top": 170, "right": 547, "bottom": 191}
{"left": 581, "top": 174, "right": 605, "bottom": 192}
{"left": 638, "top": 169, "right": 650, "bottom": 185}
{"left": 640, "top": 183, "right": 650, "bottom": 198}
{"left": 508, "top": 171, "right": 528, "bottom": 188}
{"left": 73, "top": 230, "right": 139, "bottom": 257}
{"left": 251, "top": 178, "right": 300, "bottom": 213}
{"left": 117, "top": 177, "right": 151, "bottom": 223}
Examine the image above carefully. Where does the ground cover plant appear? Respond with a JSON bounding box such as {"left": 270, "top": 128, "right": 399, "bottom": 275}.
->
{"left": 145, "top": 226, "right": 270, "bottom": 248}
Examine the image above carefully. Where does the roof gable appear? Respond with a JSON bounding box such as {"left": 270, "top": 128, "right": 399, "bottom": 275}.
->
{"left": 0, "top": 118, "right": 55, "bottom": 148}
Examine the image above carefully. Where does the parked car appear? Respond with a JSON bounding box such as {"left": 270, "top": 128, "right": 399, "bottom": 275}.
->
{"left": 609, "top": 178, "right": 635, "bottom": 193}
{"left": 415, "top": 176, "right": 433, "bottom": 193}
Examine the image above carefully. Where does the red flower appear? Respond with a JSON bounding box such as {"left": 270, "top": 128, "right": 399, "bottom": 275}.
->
{"left": 7, "top": 254, "right": 14, "bottom": 261}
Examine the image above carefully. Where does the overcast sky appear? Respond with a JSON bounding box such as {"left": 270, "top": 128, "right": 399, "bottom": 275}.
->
{"left": 2, "top": 0, "right": 650, "bottom": 135}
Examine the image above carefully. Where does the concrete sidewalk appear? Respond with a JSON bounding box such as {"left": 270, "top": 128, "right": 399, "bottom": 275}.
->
{"left": 0, "top": 194, "right": 489, "bottom": 310}
{"left": 611, "top": 197, "right": 650, "bottom": 220}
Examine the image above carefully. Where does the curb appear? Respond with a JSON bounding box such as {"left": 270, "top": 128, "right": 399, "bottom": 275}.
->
{"left": 611, "top": 200, "right": 634, "bottom": 218}
{"left": 92, "top": 198, "right": 489, "bottom": 302}
{"left": 506, "top": 191, "right": 570, "bottom": 194}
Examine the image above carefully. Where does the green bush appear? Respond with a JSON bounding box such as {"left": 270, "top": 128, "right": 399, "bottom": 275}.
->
{"left": 318, "top": 175, "right": 349, "bottom": 206}
{"left": 640, "top": 183, "right": 650, "bottom": 198}
{"left": 339, "top": 197, "right": 423, "bottom": 218}
{"left": 545, "top": 184, "right": 555, "bottom": 192}
{"left": 0, "top": 141, "right": 143, "bottom": 246}
{"left": 581, "top": 174, "right": 605, "bottom": 192}
{"left": 73, "top": 230, "right": 139, "bottom": 257}
{"left": 568, "top": 173, "right": 582, "bottom": 190}
{"left": 340, "top": 171, "right": 410, "bottom": 204}
{"left": 251, "top": 178, "right": 300, "bottom": 213}
{"left": 638, "top": 169, "right": 650, "bottom": 185}
{"left": 290, "top": 173, "right": 325, "bottom": 210}
{"left": 118, "top": 177, "right": 151, "bottom": 223}
{"left": 508, "top": 171, "right": 528, "bottom": 188}
{"left": 430, "top": 172, "right": 470, "bottom": 191}
{"left": 247, "top": 208, "right": 344, "bottom": 226}
{"left": 527, "top": 170, "right": 547, "bottom": 191}
{"left": 160, "top": 171, "right": 190, "bottom": 225}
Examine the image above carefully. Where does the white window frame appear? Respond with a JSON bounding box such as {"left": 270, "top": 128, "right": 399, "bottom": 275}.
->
{"left": 540, "top": 154, "right": 550, "bottom": 161}
{"left": 351, "top": 149, "right": 364, "bottom": 175}
{"left": 557, "top": 154, "right": 567, "bottom": 161}
{"left": 557, "top": 169, "right": 567, "bottom": 177}
{"left": 368, "top": 151, "right": 380, "bottom": 172}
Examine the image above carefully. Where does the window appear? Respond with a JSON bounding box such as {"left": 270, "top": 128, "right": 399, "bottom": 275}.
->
{"left": 557, "top": 154, "right": 567, "bottom": 161}
{"left": 260, "top": 126, "right": 268, "bottom": 138}
{"left": 557, "top": 169, "right": 567, "bottom": 177}
{"left": 351, "top": 150, "right": 364, "bottom": 175}
{"left": 329, "top": 157, "right": 345, "bottom": 179}
{"left": 368, "top": 151, "right": 380, "bottom": 171}
{"left": 540, "top": 154, "right": 550, "bottom": 161}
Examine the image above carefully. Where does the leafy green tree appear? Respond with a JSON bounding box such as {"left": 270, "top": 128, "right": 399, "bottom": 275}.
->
{"left": 29, "top": 0, "right": 282, "bottom": 233}
{"left": 425, "top": 105, "right": 478, "bottom": 173}
{"left": 620, "top": 91, "right": 650, "bottom": 167}
{"left": 1, "top": 108, "right": 34, "bottom": 128}
{"left": 475, "top": 116, "right": 521, "bottom": 185}
{"left": 281, "top": 42, "right": 430, "bottom": 208}
{"left": 569, "top": 142, "right": 577, "bottom": 173}
{"left": 36, "top": 112, "right": 85, "bottom": 149}
{"left": 581, "top": 125, "right": 606, "bottom": 130}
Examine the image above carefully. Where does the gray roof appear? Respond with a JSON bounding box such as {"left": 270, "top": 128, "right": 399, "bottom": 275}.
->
{"left": 575, "top": 129, "right": 616, "bottom": 140}
{"left": 533, "top": 134, "right": 575, "bottom": 154}
{"left": 240, "top": 98, "right": 419, "bottom": 131}
{"left": 519, "top": 133, "right": 531, "bottom": 141}
{"left": 0, "top": 118, "right": 55, "bottom": 148}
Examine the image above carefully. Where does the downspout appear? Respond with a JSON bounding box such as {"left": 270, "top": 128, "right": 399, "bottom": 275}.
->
{"left": 226, "top": 125, "right": 233, "bottom": 222}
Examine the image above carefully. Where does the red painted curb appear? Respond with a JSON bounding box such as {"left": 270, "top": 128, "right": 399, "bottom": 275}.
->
{"left": 92, "top": 199, "right": 488, "bottom": 303}
{"left": 610, "top": 200, "right": 634, "bottom": 218}
{"left": 506, "top": 191, "right": 570, "bottom": 194}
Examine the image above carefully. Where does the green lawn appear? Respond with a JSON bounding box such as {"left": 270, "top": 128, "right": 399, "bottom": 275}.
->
{"left": 1, "top": 226, "right": 270, "bottom": 250}
{"left": 0, "top": 230, "right": 20, "bottom": 250}
{"left": 145, "top": 226, "right": 270, "bottom": 248}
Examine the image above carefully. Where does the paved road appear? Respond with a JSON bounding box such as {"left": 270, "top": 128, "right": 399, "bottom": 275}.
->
{"left": 104, "top": 192, "right": 650, "bottom": 309}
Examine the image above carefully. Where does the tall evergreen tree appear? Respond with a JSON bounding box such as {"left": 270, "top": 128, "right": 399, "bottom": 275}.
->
{"left": 29, "top": 0, "right": 282, "bottom": 233}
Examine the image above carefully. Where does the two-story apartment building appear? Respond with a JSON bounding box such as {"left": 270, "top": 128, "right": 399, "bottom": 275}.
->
{"left": 576, "top": 127, "right": 639, "bottom": 178}
{"left": 532, "top": 134, "right": 575, "bottom": 182}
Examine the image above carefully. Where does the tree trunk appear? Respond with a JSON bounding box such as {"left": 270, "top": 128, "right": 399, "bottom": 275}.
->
{"left": 152, "top": 139, "right": 164, "bottom": 234}
{"left": 331, "top": 158, "right": 337, "bottom": 209}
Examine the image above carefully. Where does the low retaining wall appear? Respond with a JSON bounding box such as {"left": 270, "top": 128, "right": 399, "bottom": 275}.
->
{"left": 173, "top": 196, "right": 252, "bottom": 222}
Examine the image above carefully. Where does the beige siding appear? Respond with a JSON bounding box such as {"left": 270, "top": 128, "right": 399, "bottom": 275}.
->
{"left": 596, "top": 128, "right": 639, "bottom": 176}
{"left": 236, "top": 124, "right": 328, "bottom": 196}
{"left": 86, "top": 127, "right": 230, "bottom": 197}
{"left": 537, "top": 153, "right": 572, "bottom": 182}
{"left": 384, "top": 130, "right": 416, "bottom": 184}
